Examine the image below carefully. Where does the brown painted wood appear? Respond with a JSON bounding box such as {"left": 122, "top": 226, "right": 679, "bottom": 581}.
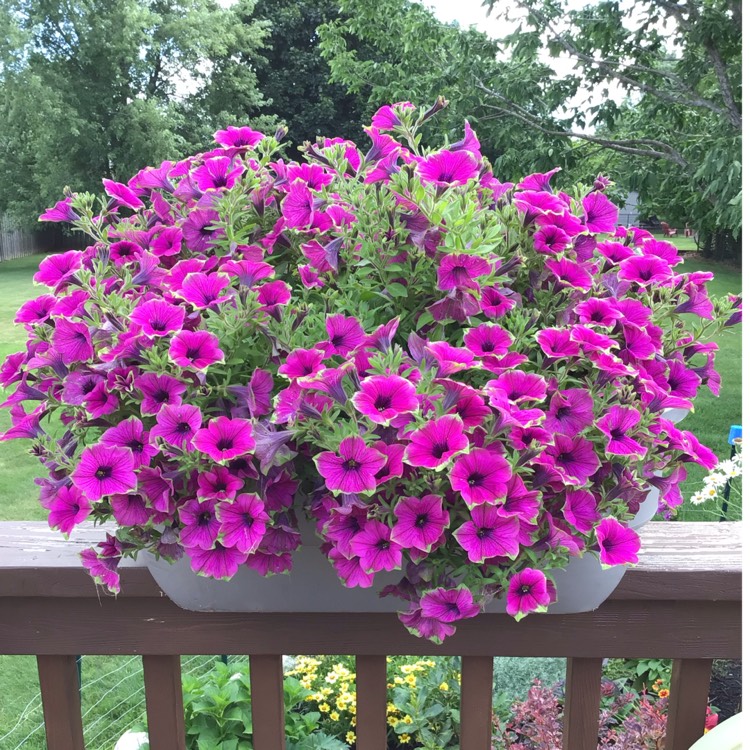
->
{"left": 459, "top": 656, "right": 493, "bottom": 750}
{"left": 562, "top": 657, "right": 602, "bottom": 750}
{"left": 250, "top": 655, "right": 285, "bottom": 750}
{"left": 356, "top": 655, "right": 387, "bottom": 750}
{"left": 143, "top": 655, "right": 186, "bottom": 750}
{"left": 1, "top": 598, "right": 741, "bottom": 658}
{"left": 37, "top": 655, "right": 85, "bottom": 750}
{"left": 664, "top": 659, "right": 714, "bottom": 750}
{"left": 0, "top": 521, "right": 742, "bottom": 601}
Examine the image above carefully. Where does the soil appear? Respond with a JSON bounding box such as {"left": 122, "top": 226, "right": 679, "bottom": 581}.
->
{"left": 709, "top": 659, "right": 742, "bottom": 721}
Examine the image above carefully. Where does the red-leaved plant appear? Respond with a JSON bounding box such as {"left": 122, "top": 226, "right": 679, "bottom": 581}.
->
{"left": 1, "top": 99, "right": 741, "bottom": 640}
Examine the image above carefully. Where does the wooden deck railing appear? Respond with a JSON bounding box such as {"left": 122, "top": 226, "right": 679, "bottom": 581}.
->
{"left": 0, "top": 520, "right": 741, "bottom": 750}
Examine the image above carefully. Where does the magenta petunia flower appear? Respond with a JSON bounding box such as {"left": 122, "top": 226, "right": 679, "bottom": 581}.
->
{"left": 135, "top": 373, "right": 186, "bottom": 415}
{"left": 582, "top": 191, "right": 618, "bottom": 233}
{"left": 80, "top": 546, "right": 121, "bottom": 593}
{"left": 83, "top": 381, "right": 118, "bottom": 418}
{"left": 618, "top": 325, "right": 656, "bottom": 364}
{"left": 179, "top": 498, "right": 220, "bottom": 550}
{"left": 533, "top": 225, "right": 570, "bottom": 254}
{"left": 71, "top": 443, "right": 137, "bottom": 501}
{"left": 449, "top": 448, "right": 512, "bottom": 507}
{"left": 197, "top": 466, "right": 244, "bottom": 501}
{"left": 595, "top": 517, "right": 640, "bottom": 566}
{"left": 425, "top": 341, "right": 476, "bottom": 377}
{"left": 544, "top": 389, "right": 594, "bottom": 437}
{"left": 15, "top": 295, "right": 57, "bottom": 325}
{"left": 53, "top": 319, "right": 94, "bottom": 364}
{"left": 109, "top": 240, "right": 141, "bottom": 266}
{"left": 193, "top": 156, "right": 244, "bottom": 191}
{"left": 618, "top": 255, "right": 673, "bottom": 286}
{"left": 399, "top": 608, "right": 456, "bottom": 644}
{"left": 350, "top": 520, "right": 403, "bottom": 573}
{"left": 186, "top": 542, "right": 248, "bottom": 580}
{"left": 506, "top": 569, "right": 551, "bottom": 620}
{"left": 150, "top": 403, "right": 202, "bottom": 449}
{"left": 39, "top": 197, "right": 80, "bottom": 223}
{"left": 371, "top": 102, "right": 414, "bottom": 130}
{"left": 595, "top": 406, "right": 646, "bottom": 457}
{"left": 439, "top": 380, "right": 492, "bottom": 427}
{"left": 570, "top": 325, "right": 617, "bottom": 355}
{"left": 417, "top": 149, "right": 479, "bottom": 186}
{"left": 278, "top": 348, "right": 325, "bottom": 380}
{"left": 352, "top": 374, "right": 419, "bottom": 425}
{"left": 281, "top": 180, "right": 316, "bottom": 228}
{"left": 391, "top": 494, "right": 449, "bottom": 553}
{"left": 536, "top": 328, "right": 580, "bottom": 359}
{"left": 111, "top": 493, "right": 151, "bottom": 526}
{"left": 216, "top": 493, "right": 269, "bottom": 554}
{"left": 315, "top": 437, "right": 386, "bottom": 495}
{"left": 214, "top": 125, "right": 264, "bottom": 148}
{"left": 455, "top": 504, "right": 520, "bottom": 563}
{"left": 101, "top": 416, "right": 158, "bottom": 468}
{"left": 545, "top": 257, "right": 593, "bottom": 291}
{"left": 487, "top": 371, "right": 547, "bottom": 404}
{"left": 222, "top": 258, "right": 275, "bottom": 286}
{"left": 562, "top": 489, "right": 600, "bottom": 533}
{"left": 48, "top": 485, "right": 92, "bottom": 534}
{"left": 544, "top": 434, "right": 601, "bottom": 485}
{"left": 497, "top": 475, "right": 542, "bottom": 523}
{"left": 372, "top": 441, "right": 405, "bottom": 485}
{"left": 319, "top": 314, "right": 366, "bottom": 357}
{"left": 436, "top": 253, "right": 491, "bottom": 291}
{"left": 463, "top": 323, "right": 513, "bottom": 358}
{"left": 329, "top": 548, "right": 374, "bottom": 589}
{"left": 193, "top": 417, "right": 255, "bottom": 462}
{"left": 518, "top": 168, "right": 561, "bottom": 192}
{"left": 182, "top": 208, "right": 223, "bottom": 253}
{"left": 169, "top": 330, "right": 224, "bottom": 370}
{"left": 34, "top": 250, "right": 82, "bottom": 289}
{"left": 420, "top": 586, "right": 480, "bottom": 623}
{"left": 403, "top": 415, "right": 469, "bottom": 470}
{"left": 666, "top": 359, "right": 701, "bottom": 399}
{"left": 103, "top": 179, "right": 144, "bottom": 210}
{"left": 179, "top": 272, "right": 233, "bottom": 309}
{"left": 131, "top": 299, "right": 185, "bottom": 337}
{"left": 575, "top": 298, "right": 622, "bottom": 327}
{"left": 480, "top": 286, "right": 515, "bottom": 318}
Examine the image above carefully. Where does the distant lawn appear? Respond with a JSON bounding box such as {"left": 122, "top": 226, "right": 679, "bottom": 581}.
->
{"left": 0, "top": 252, "right": 741, "bottom": 522}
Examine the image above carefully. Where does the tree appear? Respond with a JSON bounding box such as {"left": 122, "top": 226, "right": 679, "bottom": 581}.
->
{"left": 481, "top": 0, "right": 741, "bottom": 254}
{"left": 0, "top": 0, "right": 269, "bottom": 226}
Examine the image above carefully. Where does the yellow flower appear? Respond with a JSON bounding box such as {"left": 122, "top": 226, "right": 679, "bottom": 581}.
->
{"left": 387, "top": 703, "right": 398, "bottom": 714}
{"left": 402, "top": 715, "right": 413, "bottom": 725}
{"left": 405, "top": 674, "right": 417, "bottom": 687}
{"left": 321, "top": 687, "right": 333, "bottom": 696}
{"left": 325, "top": 672, "right": 339, "bottom": 684}
{"left": 304, "top": 695, "right": 316, "bottom": 702}
{"left": 336, "top": 698, "right": 348, "bottom": 711}
{"left": 658, "top": 689, "right": 670, "bottom": 699}
{"left": 331, "top": 711, "right": 340, "bottom": 721}
{"left": 398, "top": 734, "right": 410, "bottom": 744}
{"left": 346, "top": 732, "right": 356, "bottom": 744}
{"left": 394, "top": 676, "right": 405, "bottom": 685}
{"left": 439, "top": 682, "right": 449, "bottom": 691}
{"left": 387, "top": 716, "right": 399, "bottom": 727}
{"left": 319, "top": 703, "right": 331, "bottom": 713}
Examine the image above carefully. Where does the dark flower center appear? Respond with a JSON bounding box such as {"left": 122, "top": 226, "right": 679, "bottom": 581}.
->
{"left": 82, "top": 380, "right": 97, "bottom": 395}
{"left": 519, "top": 585, "right": 531, "bottom": 594}
{"left": 95, "top": 466, "right": 112, "bottom": 480}
{"left": 176, "top": 421, "right": 192, "bottom": 434}
{"left": 476, "top": 527, "right": 491, "bottom": 539}
{"left": 216, "top": 438, "right": 234, "bottom": 451}
{"left": 555, "top": 406, "right": 571, "bottom": 419}
{"left": 609, "top": 427, "right": 625, "bottom": 440}
{"left": 71, "top": 503, "right": 80, "bottom": 512}
{"left": 198, "top": 512, "right": 213, "bottom": 525}
{"left": 185, "top": 347, "right": 201, "bottom": 359}
{"left": 431, "top": 441, "right": 449, "bottom": 459}
{"left": 481, "top": 340, "right": 495, "bottom": 353}
{"left": 558, "top": 451, "right": 575, "bottom": 465}
{"left": 467, "top": 471, "right": 485, "bottom": 487}
{"left": 154, "top": 389, "right": 170, "bottom": 403}
{"left": 376, "top": 539, "right": 391, "bottom": 551}
{"left": 215, "top": 481, "right": 227, "bottom": 492}
{"left": 150, "top": 320, "right": 165, "bottom": 331}
{"left": 373, "top": 394, "right": 392, "bottom": 411}
{"left": 199, "top": 224, "right": 213, "bottom": 236}
{"left": 345, "top": 459, "right": 361, "bottom": 471}
{"left": 243, "top": 513, "right": 255, "bottom": 527}
{"left": 330, "top": 334, "right": 345, "bottom": 347}
{"left": 415, "top": 513, "right": 429, "bottom": 528}
{"left": 127, "top": 440, "right": 144, "bottom": 453}
{"left": 507, "top": 390, "right": 522, "bottom": 400}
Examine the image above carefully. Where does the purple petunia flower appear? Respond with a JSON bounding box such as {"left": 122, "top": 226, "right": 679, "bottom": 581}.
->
{"left": 487, "top": 371, "right": 547, "bottom": 404}
{"left": 372, "top": 441, "right": 405, "bottom": 485}
{"left": 454, "top": 504, "right": 520, "bottom": 562}
{"left": 109, "top": 240, "right": 141, "bottom": 266}
{"left": 562, "top": 489, "right": 600, "bottom": 533}
{"left": 52, "top": 319, "right": 94, "bottom": 364}
{"left": 543, "top": 434, "right": 601, "bottom": 485}
{"left": 281, "top": 180, "right": 316, "bottom": 228}
{"left": 420, "top": 586, "right": 480, "bottom": 623}
{"left": 544, "top": 389, "right": 594, "bottom": 437}
{"left": 103, "top": 179, "right": 144, "bottom": 210}
{"left": 575, "top": 298, "right": 621, "bottom": 327}
{"left": 399, "top": 608, "right": 456, "bottom": 644}
{"left": 314, "top": 436, "right": 387, "bottom": 495}
{"left": 216, "top": 493, "right": 269, "bottom": 554}
{"left": 169, "top": 330, "right": 224, "bottom": 371}
{"left": 194, "top": 417, "right": 256, "bottom": 462}
{"left": 193, "top": 156, "right": 244, "bottom": 191}
{"left": 135, "top": 373, "right": 186, "bottom": 415}
{"left": 179, "top": 498, "right": 220, "bottom": 550}
{"left": 595, "top": 517, "right": 640, "bottom": 566}
{"left": 536, "top": 328, "right": 580, "bottom": 359}
{"left": 391, "top": 494, "right": 449, "bottom": 553}
{"left": 595, "top": 406, "right": 646, "bottom": 457}
{"left": 14, "top": 295, "right": 57, "bottom": 325}
{"left": 464, "top": 323, "right": 513, "bottom": 359}
{"left": 179, "top": 272, "right": 233, "bottom": 309}
{"left": 151, "top": 403, "right": 202, "bottom": 449}
{"left": 618, "top": 254, "right": 674, "bottom": 286}
{"left": 131, "top": 299, "right": 185, "bottom": 337}
{"left": 101, "top": 417, "right": 158, "bottom": 468}
{"left": 403, "top": 415, "right": 469, "bottom": 470}
{"left": 33, "top": 250, "right": 82, "bottom": 289}
{"left": 352, "top": 374, "right": 419, "bottom": 425}
{"left": 39, "top": 197, "right": 80, "bottom": 223}
{"left": 533, "top": 225, "right": 570, "bottom": 254}
{"left": 186, "top": 542, "right": 248, "bottom": 580}
{"left": 214, "top": 125, "right": 264, "bottom": 148}
{"left": 318, "top": 314, "right": 366, "bottom": 358}
{"left": 182, "top": 209, "right": 223, "bottom": 253}
{"left": 71, "top": 443, "right": 137, "bottom": 501}
{"left": 197, "top": 466, "right": 244, "bottom": 501}
{"left": 417, "top": 149, "right": 479, "bottom": 186}
{"left": 449, "top": 448, "right": 512, "bottom": 507}
{"left": 545, "top": 257, "right": 593, "bottom": 291}
{"left": 506, "top": 569, "right": 551, "bottom": 620}
{"left": 111, "top": 493, "right": 152, "bottom": 526}
{"left": 48, "top": 485, "right": 92, "bottom": 534}
{"left": 480, "top": 286, "right": 515, "bottom": 318}
{"left": 350, "top": 520, "right": 403, "bottom": 573}
{"left": 436, "top": 253, "right": 491, "bottom": 291}
{"left": 278, "top": 348, "right": 325, "bottom": 380}
{"left": 582, "top": 191, "right": 618, "bottom": 233}
{"left": 84, "top": 381, "right": 118, "bottom": 418}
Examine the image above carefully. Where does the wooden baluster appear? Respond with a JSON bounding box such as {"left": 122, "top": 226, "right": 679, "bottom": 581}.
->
{"left": 460, "top": 656, "right": 494, "bottom": 750}
{"left": 665, "top": 659, "right": 714, "bottom": 750}
{"left": 562, "top": 657, "right": 602, "bottom": 750}
{"left": 143, "top": 655, "right": 186, "bottom": 750}
{"left": 355, "top": 655, "right": 387, "bottom": 750}
{"left": 37, "top": 655, "right": 85, "bottom": 750}
{"left": 250, "top": 655, "right": 285, "bottom": 750}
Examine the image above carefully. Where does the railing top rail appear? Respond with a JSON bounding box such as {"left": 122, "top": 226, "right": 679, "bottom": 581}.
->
{"left": 0, "top": 520, "right": 741, "bottom": 601}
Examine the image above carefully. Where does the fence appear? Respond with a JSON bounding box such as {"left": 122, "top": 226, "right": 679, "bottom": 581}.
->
{"left": 0, "top": 214, "right": 39, "bottom": 262}
{"left": 0, "top": 519, "right": 741, "bottom": 750}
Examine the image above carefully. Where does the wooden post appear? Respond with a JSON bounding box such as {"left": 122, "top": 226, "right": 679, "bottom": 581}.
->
{"left": 460, "top": 656, "right": 494, "bottom": 750}
{"left": 250, "top": 655, "right": 285, "bottom": 750}
{"left": 37, "top": 655, "right": 85, "bottom": 750}
{"left": 143, "top": 655, "right": 186, "bottom": 750}
{"left": 356, "top": 655, "right": 387, "bottom": 750}
{"left": 665, "top": 659, "right": 714, "bottom": 750}
{"left": 562, "top": 657, "right": 602, "bottom": 750}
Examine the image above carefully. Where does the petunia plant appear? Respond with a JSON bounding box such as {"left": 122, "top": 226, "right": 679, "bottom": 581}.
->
{"left": 1, "top": 100, "right": 741, "bottom": 641}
